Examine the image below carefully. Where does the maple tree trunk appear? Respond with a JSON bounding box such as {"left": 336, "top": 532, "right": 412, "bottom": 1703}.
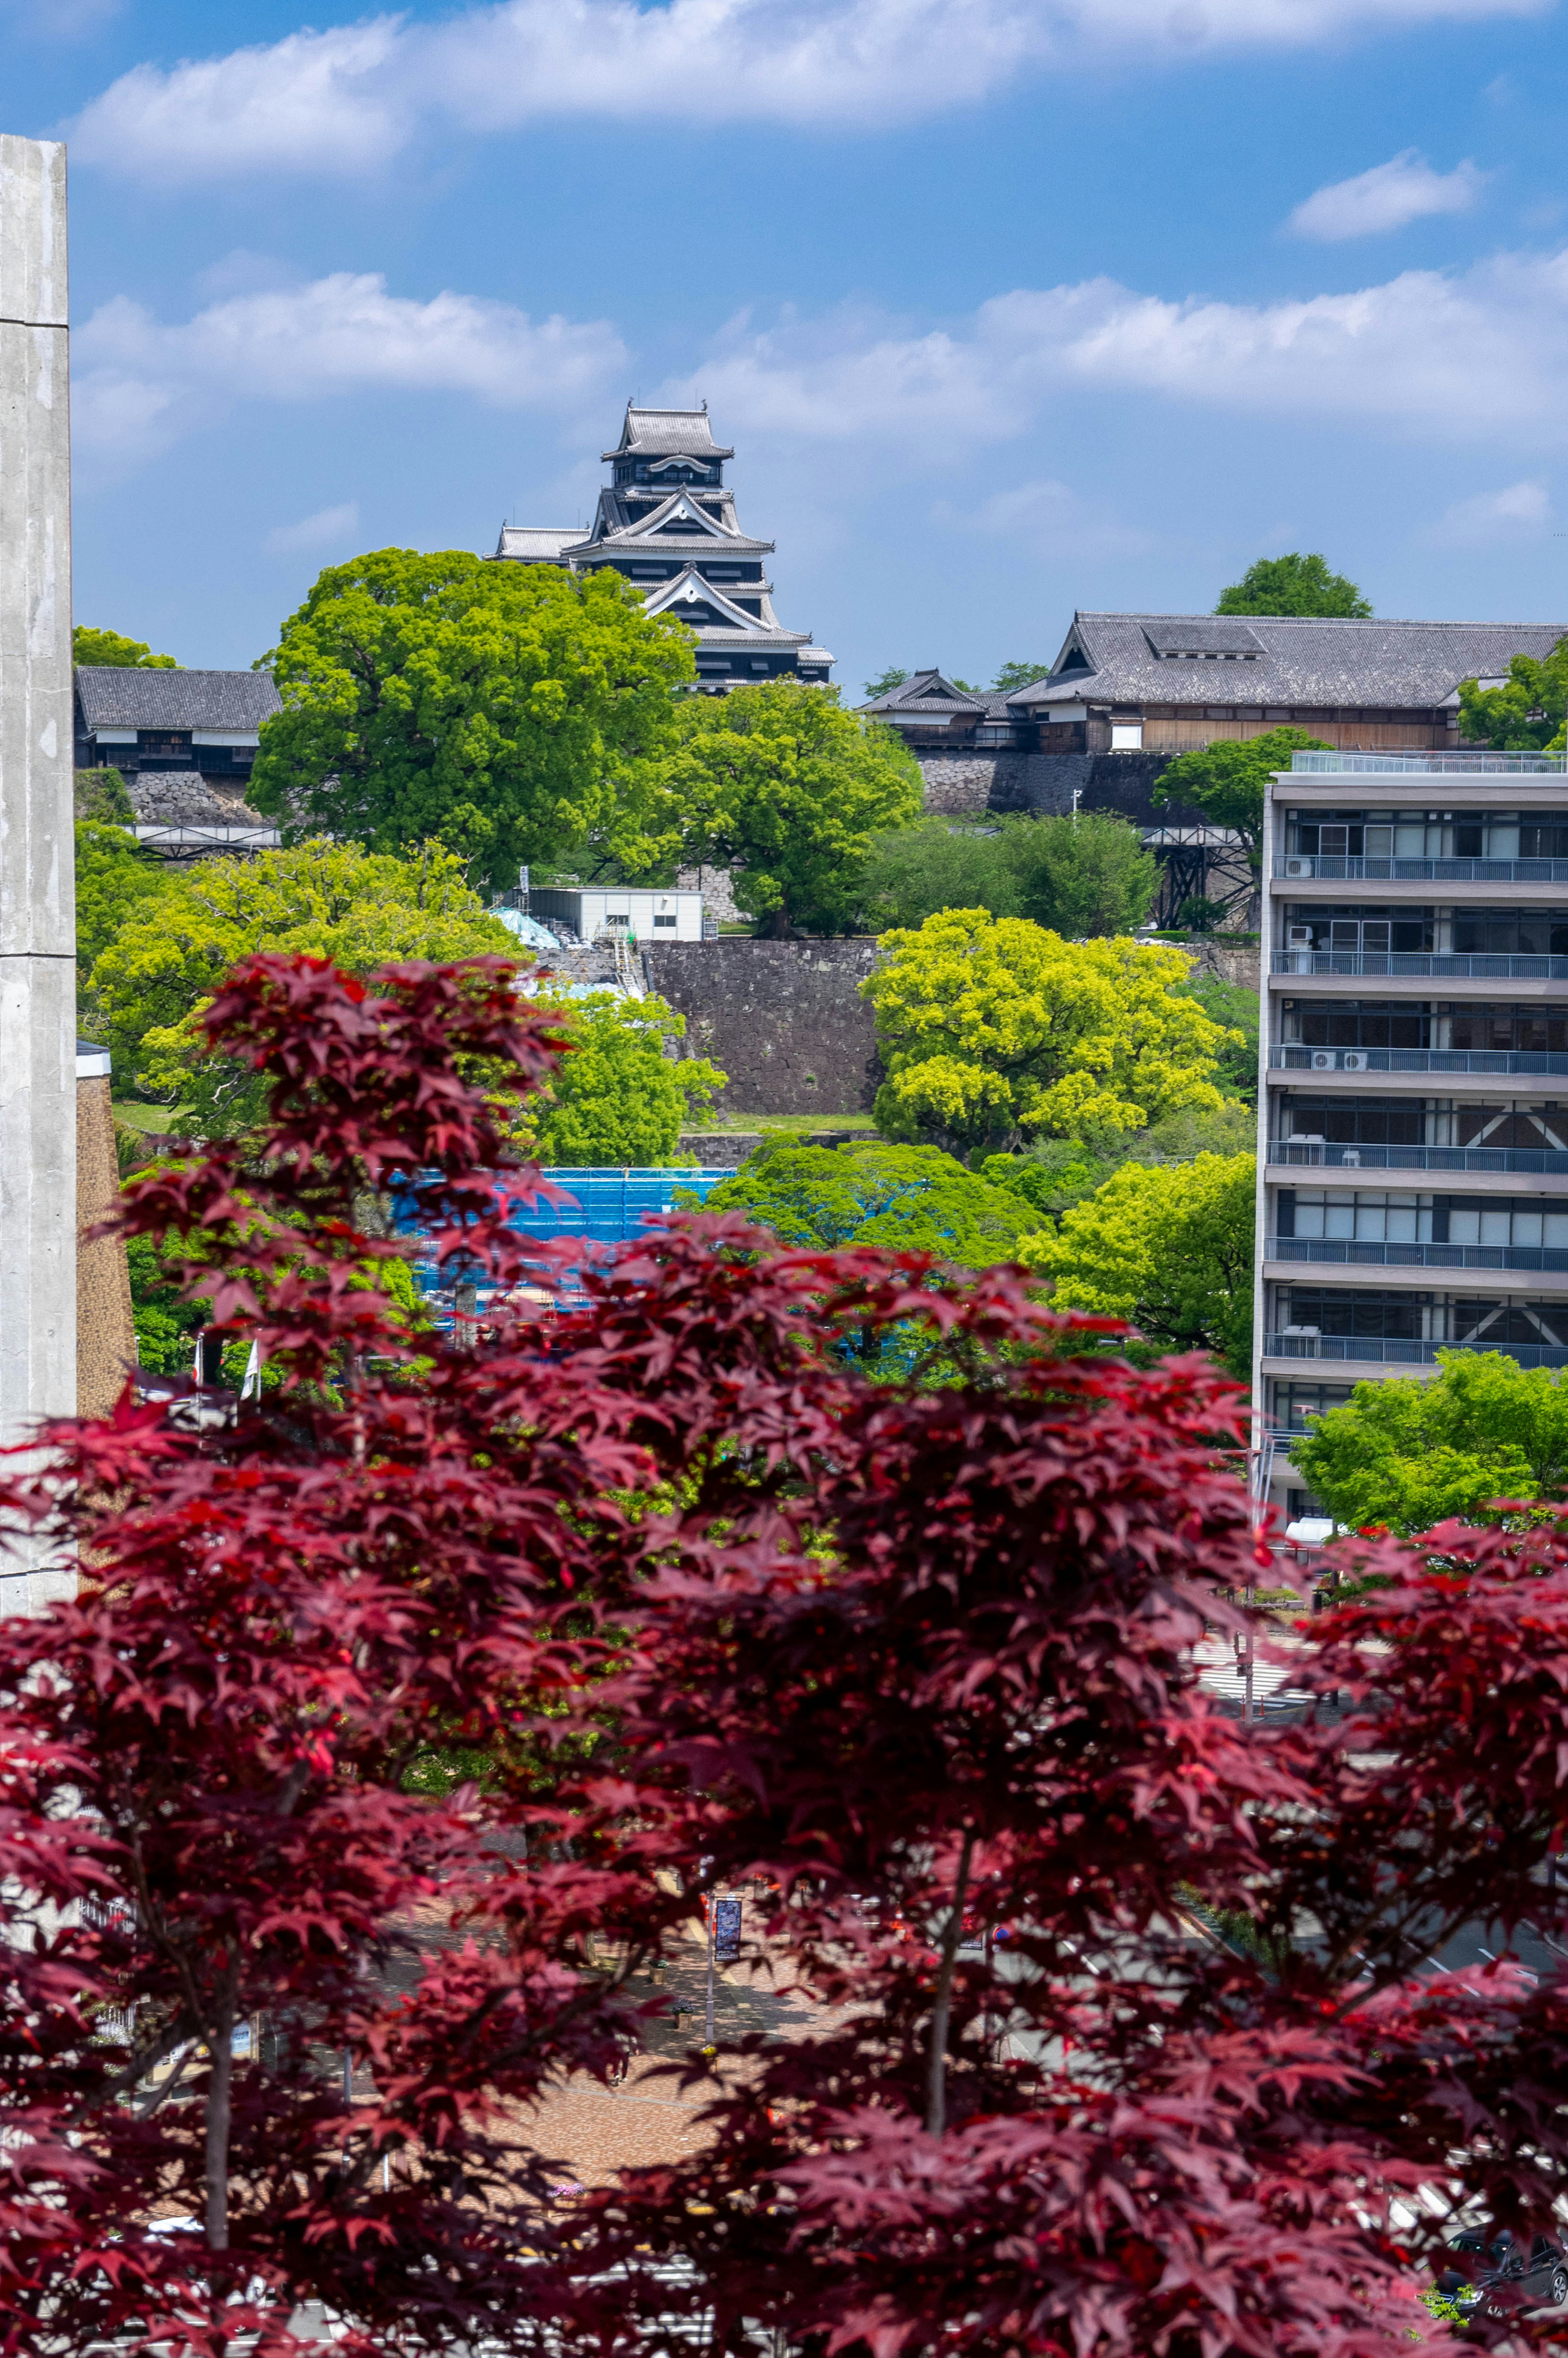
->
{"left": 204, "top": 1961, "right": 238, "bottom": 2251}
{"left": 924, "top": 1827, "right": 974, "bottom": 2139}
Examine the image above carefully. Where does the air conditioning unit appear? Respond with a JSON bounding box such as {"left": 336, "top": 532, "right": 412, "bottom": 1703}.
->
{"left": 1287, "top": 926, "right": 1314, "bottom": 949}
{"left": 1310, "top": 1050, "right": 1337, "bottom": 1072}
{"left": 1284, "top": 856, "right": 1314, "bottom": 879}
{"left": 1341, "top": 1051, "right": 1370, "bottom": 1072}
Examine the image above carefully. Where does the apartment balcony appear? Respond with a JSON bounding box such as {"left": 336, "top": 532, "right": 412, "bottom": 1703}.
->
{"left": 1263, "top": 1331, "right": 1568, "bottom": 1369}
{"left": 1266, "top": 1236, "right": 1568, "bottom": 1277}
{"left": 1270, "top": 1142, "right": 1568, "bottom": 1178}
{"left": 1270, "top": 1046, "right": 1568, "bottom": 1078}
{"left": 1273, "top": 952, "right": 1568, "bottom": 981}
{"left": 1274, "top": 856, "right": 1568, "bottom": 886}
{"left": 1288, "top": 753, "right": 1568, "bottom": 777}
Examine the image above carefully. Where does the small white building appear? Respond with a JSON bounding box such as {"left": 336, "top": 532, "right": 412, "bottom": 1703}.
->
{"left": 529, "top": 886, "right": 704, "bottom": 944}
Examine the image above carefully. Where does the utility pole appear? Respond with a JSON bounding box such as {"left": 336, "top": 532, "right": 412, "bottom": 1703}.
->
{"left": 0, "top": 135, "right": 76, "bottom": 1618}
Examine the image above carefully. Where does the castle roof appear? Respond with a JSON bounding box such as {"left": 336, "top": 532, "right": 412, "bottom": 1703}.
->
{"left": 601, "top": 403, "right": 733, "bottom": 462}
{"left": 1011, "top": 612, "right": 1568, "bottom": 713}
{"left": 494, "top": 526, "right": 582, "bottom": 563}
{"left": 76, "top": 666, "right": 282, "bottom": 732}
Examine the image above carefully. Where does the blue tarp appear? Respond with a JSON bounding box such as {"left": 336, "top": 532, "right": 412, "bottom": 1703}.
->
{"left": 396, "top": 1166, "right": 739, "bottom": 1311}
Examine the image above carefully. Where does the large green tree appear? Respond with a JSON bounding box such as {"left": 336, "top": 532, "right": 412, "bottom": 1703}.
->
{"left": 87, "top": 839, "right": 514, "bottom": 1125}
{"left": 991, "top": 660, "right": 1051, "bottom": 693}
{"left": 859, "top": 810, "right": 1156, "bottom": 937}
{"left": 858, "top": 821, "right": 1012, "bottom": 933}
{"left": 1153, "top": 725, "right": 1330, "bottom": 871}
{"left": 248, "top": 550, "right": 695, "bottom": 892}
{"left": 73, "top": 625, "right": 179, "bottom": 668}
{"left": 1214, "top": 554, "right": 1371, "bottom": 619}
{"left": 668, "top": 679, "right": 922, "bottom": 936}
{"left": 1020, "top": 1150, "right": 1256, "bottom": 1375}
{"left": 75, "top": 822, "right": 174, "bottom": 982}
{"left": 863, "top": 909, "right": 1234, "bottom": 1162}
{"left": 1457, "top": 639, "right": 1568, "bottom": 752}
{"left": 1292, "top": 1350, "right": 1568, "bottom": 1535}
{"left": 528, "top": 990, "right": 724, "bottom": 1165}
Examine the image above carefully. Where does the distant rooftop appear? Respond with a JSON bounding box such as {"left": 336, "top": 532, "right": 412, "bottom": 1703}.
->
{"left": 601, "top": 403, "right": 733, "bottom": 462}
{"left": 76, "top": 667, "right": 282, "bottom": 732}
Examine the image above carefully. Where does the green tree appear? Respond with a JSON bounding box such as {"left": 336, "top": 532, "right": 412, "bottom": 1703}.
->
{"left": 864, "top": 910, "right": 1234, "bottom": 1162}
{"left": 1176, "top": 973, "right": 1259, "bottom": 1102}
{"left": 88, "top": 839, "right": 514, "bottom": 1126}
{"left": 696, "top": 1137, "right": 1037, "bottom": 1380}
{"left": 1292, "top": 1350, "right": 1568, "bottom": 1535}
{"left": 1000, "top": 810, "right": 1158, "bottom": 937}
{"left": 669, "top": 679, "right": 923, "bottom": 936}
{"left": 862, "top": 666, "right": 911, "bottom": 699}
{"left": 1020, "top": 1151, "right": 1256, "bottom": 1375}
{"left": 980, "top": 1098, "right": 1257, "bottom": 1219}
{"left": 75, "top": 822, "right": 174, "bottom": 983}
{"left": 991, "top": 661, "right": 1051, "bottom": 693}
{"left": 75, "top": 767, "right": 134, "bottom": 824}
{"left": 529, "top": 990, "right": 725, "bottom": 1165}
{"left": 1153, "top": 725, "right": 1331, "bottom": 871}
{"left": 1457, "top": 640, "right": 1568, "bottom": 752}
{"left": 858, "top": 821, "right": 1012, "bottom": 932}
{"left": 1214, "top": 553, "right": 1371, "bottom": 619}
{"left": 249, "top": 549, "right": 695, "bottom": 893}
{"left": 73, "top": 625, "right": 178, "bottom": 668}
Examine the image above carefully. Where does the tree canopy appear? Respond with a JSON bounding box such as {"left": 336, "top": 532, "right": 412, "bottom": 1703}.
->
{"left": 666, "top": 678, "right": 922, "bottom": 935}
{"left": 526, "top": 988, "right": 724, "bottom": 1164}
{"left": 859, "top": 811, "right": 1157, "bottom": 937}
{"left": 1292, "top": 1348, "right": 1568, "bottom": 1534}
{"left": 864, "top": 910, "right": 1234, "bottom": 1161}
{"left": 86, "top": 837, "right": 514, "bottom": 1122}
{"left": 1457, "top": 639, "right": 1568, "bottom": 752}
{"left": 1214, "top": 553, "right": 1371, "bottom": 618}
{"left": 73, "top": 624, "right": 179, "bottom": 668}
{"left": 11, "top": 949, "right": 1568, "bottom": 2358}
{"left": 1021, "top": 1149, "right": 1256, "bottom": 1375}
{"left": 991, "top": 659, "right": 1051, "bottom": 692}
{"left": 1154, "top": 725, "right": 1330, "bottom": 869}
{"left": 699, "top": 1137, "right": 1035, "bottom": 1263}
{"left": 862, "top": 664, "right": 911, "bottom": 698}
{"left": 75, "top": 821, "right": 174, "bottom": 981}
{"left": 248, "top": 548, "right": 695, "bottom": 893}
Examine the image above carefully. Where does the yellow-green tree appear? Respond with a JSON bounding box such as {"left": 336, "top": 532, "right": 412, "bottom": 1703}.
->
{"left": 249, "top": 550, "right": 695, "bottom": 892}
{"left": 87, "top": 839, "right": 514, "bottom": 1127}
{"left": 1021, "top": 1151, "right": 1255, "bottom": 1374}
{"left": 529, "top": 990, "right": 724, "bottom": 1165}
{"left": 863, "top": 909, "right": 1236, "bottom": 1161}
{"left": 73, "top": 625, "right": 178, "bottom": 668}
{"left": 668, "top": 679, "right": 922, "bottom": 936}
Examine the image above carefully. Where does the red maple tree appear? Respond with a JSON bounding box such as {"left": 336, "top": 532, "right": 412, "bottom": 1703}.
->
{"left": 0, "top": 952, "right": 1564, "bottom": 2358}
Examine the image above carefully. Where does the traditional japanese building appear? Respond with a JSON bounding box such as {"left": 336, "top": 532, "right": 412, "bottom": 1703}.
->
{"left": 493, "top": 403, "right": 833, "bottom": 692}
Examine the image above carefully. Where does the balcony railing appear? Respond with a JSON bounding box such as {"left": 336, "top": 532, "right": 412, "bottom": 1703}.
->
{"left": 1267, "top": 1236, "right": 1568, "bottom": 1274}
{"left": 1274, "top": 952, "right": 1568, "bottom": 979}
{"left": 1265, "top": 1332, "right": 1568, "bottom": 1367}
{"left": 1271, "top": 1143, "right": 1568, "bottom": 1176}
{"left": 1290, "top": 752, "right": 1568, "bottom": 776}
{"left": 1271, "top": 1046, "right": 1568, "bottom": 1076}
{"left": 1275, "top": 856, "right": 1568, "bottom": 883}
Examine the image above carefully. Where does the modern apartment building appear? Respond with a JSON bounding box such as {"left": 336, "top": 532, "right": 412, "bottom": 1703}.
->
{"left": 1252, "top": 747, "right": 1568, "bottom": 1520}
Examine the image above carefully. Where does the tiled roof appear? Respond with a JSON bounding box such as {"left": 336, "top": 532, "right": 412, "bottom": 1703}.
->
{"left": 76, "top": 668, "right": 283, "bottom": 731}
{"left": 602, "top": 403, "right": 733, "bottom": 461}
{"left": 494, "top": 525, "right": 580, "bottom": 562}
{"left": 1011, "top": 614, "right": 1568, "bottom": 712}
{"left": 862, "top": 668, "right": 990, "bottom": 717}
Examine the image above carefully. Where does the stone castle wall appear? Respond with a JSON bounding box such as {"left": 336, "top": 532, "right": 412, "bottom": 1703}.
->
{"left": 644, "top": 936, "right": 883, "bottom": 1117}
{"left": 912, "top": 746, "right": 1209, "bottom": 829}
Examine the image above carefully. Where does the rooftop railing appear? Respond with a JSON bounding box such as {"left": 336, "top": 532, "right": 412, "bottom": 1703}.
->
{"left": 1290, "top": 752, "right": 1568, "bottom": 775}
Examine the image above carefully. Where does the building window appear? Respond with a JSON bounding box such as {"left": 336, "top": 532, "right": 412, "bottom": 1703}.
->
{"left": 654, "top": 913, "right": 677, "bottom": 927}
{"left": 1110, "top": 723, "right": 1143, "bottom": 750}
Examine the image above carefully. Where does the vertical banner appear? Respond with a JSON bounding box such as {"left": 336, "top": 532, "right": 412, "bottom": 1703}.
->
{"left": 713, "top": 1897, "right": 743, "bottom": 1962}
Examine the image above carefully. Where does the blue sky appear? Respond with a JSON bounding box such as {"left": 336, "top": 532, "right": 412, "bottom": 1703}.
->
{"left": 10, "top": 0, "right": 1568, "bottom": 694}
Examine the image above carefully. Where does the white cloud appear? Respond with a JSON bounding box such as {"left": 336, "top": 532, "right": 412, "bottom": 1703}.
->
{"left": 72, "top": 271, "right": 626, "bottom": 464}
{"left": 1429, "top": 477, "right": 1555, "bottom": 545}
{"left": 265, "top": 501, "right": 361, "bottom": 556}
{"left": 1287, "top": 149, "right": 1486, "bottom": 240}
{"left": 72, "top": 0, "right": 1552, "bottom": 183}
{"left": 670, "top": 245, "right": 1568, "bottom": 455}
{"left": 935, "top": 476, "right": 1154, "bottom": 558}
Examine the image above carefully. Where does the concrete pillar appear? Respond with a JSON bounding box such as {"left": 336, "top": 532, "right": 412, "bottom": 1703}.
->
{"left": 0, "top": 136, "right": 75, "bottom": 1614}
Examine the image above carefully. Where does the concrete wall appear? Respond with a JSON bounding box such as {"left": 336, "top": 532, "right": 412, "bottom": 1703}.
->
{"left": 645, "top": 937, "right": 884, "bottom": 1117}
{"left": 76, "top": 1067, "right": 134, "bottom": 1416}
{"left": 0, "top": 136, "right": 75, "bottom": 1613}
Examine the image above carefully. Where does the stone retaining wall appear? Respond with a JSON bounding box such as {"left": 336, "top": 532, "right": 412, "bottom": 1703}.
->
{"left": 644, "top": 937, "right": 883, "bottom": 1117}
